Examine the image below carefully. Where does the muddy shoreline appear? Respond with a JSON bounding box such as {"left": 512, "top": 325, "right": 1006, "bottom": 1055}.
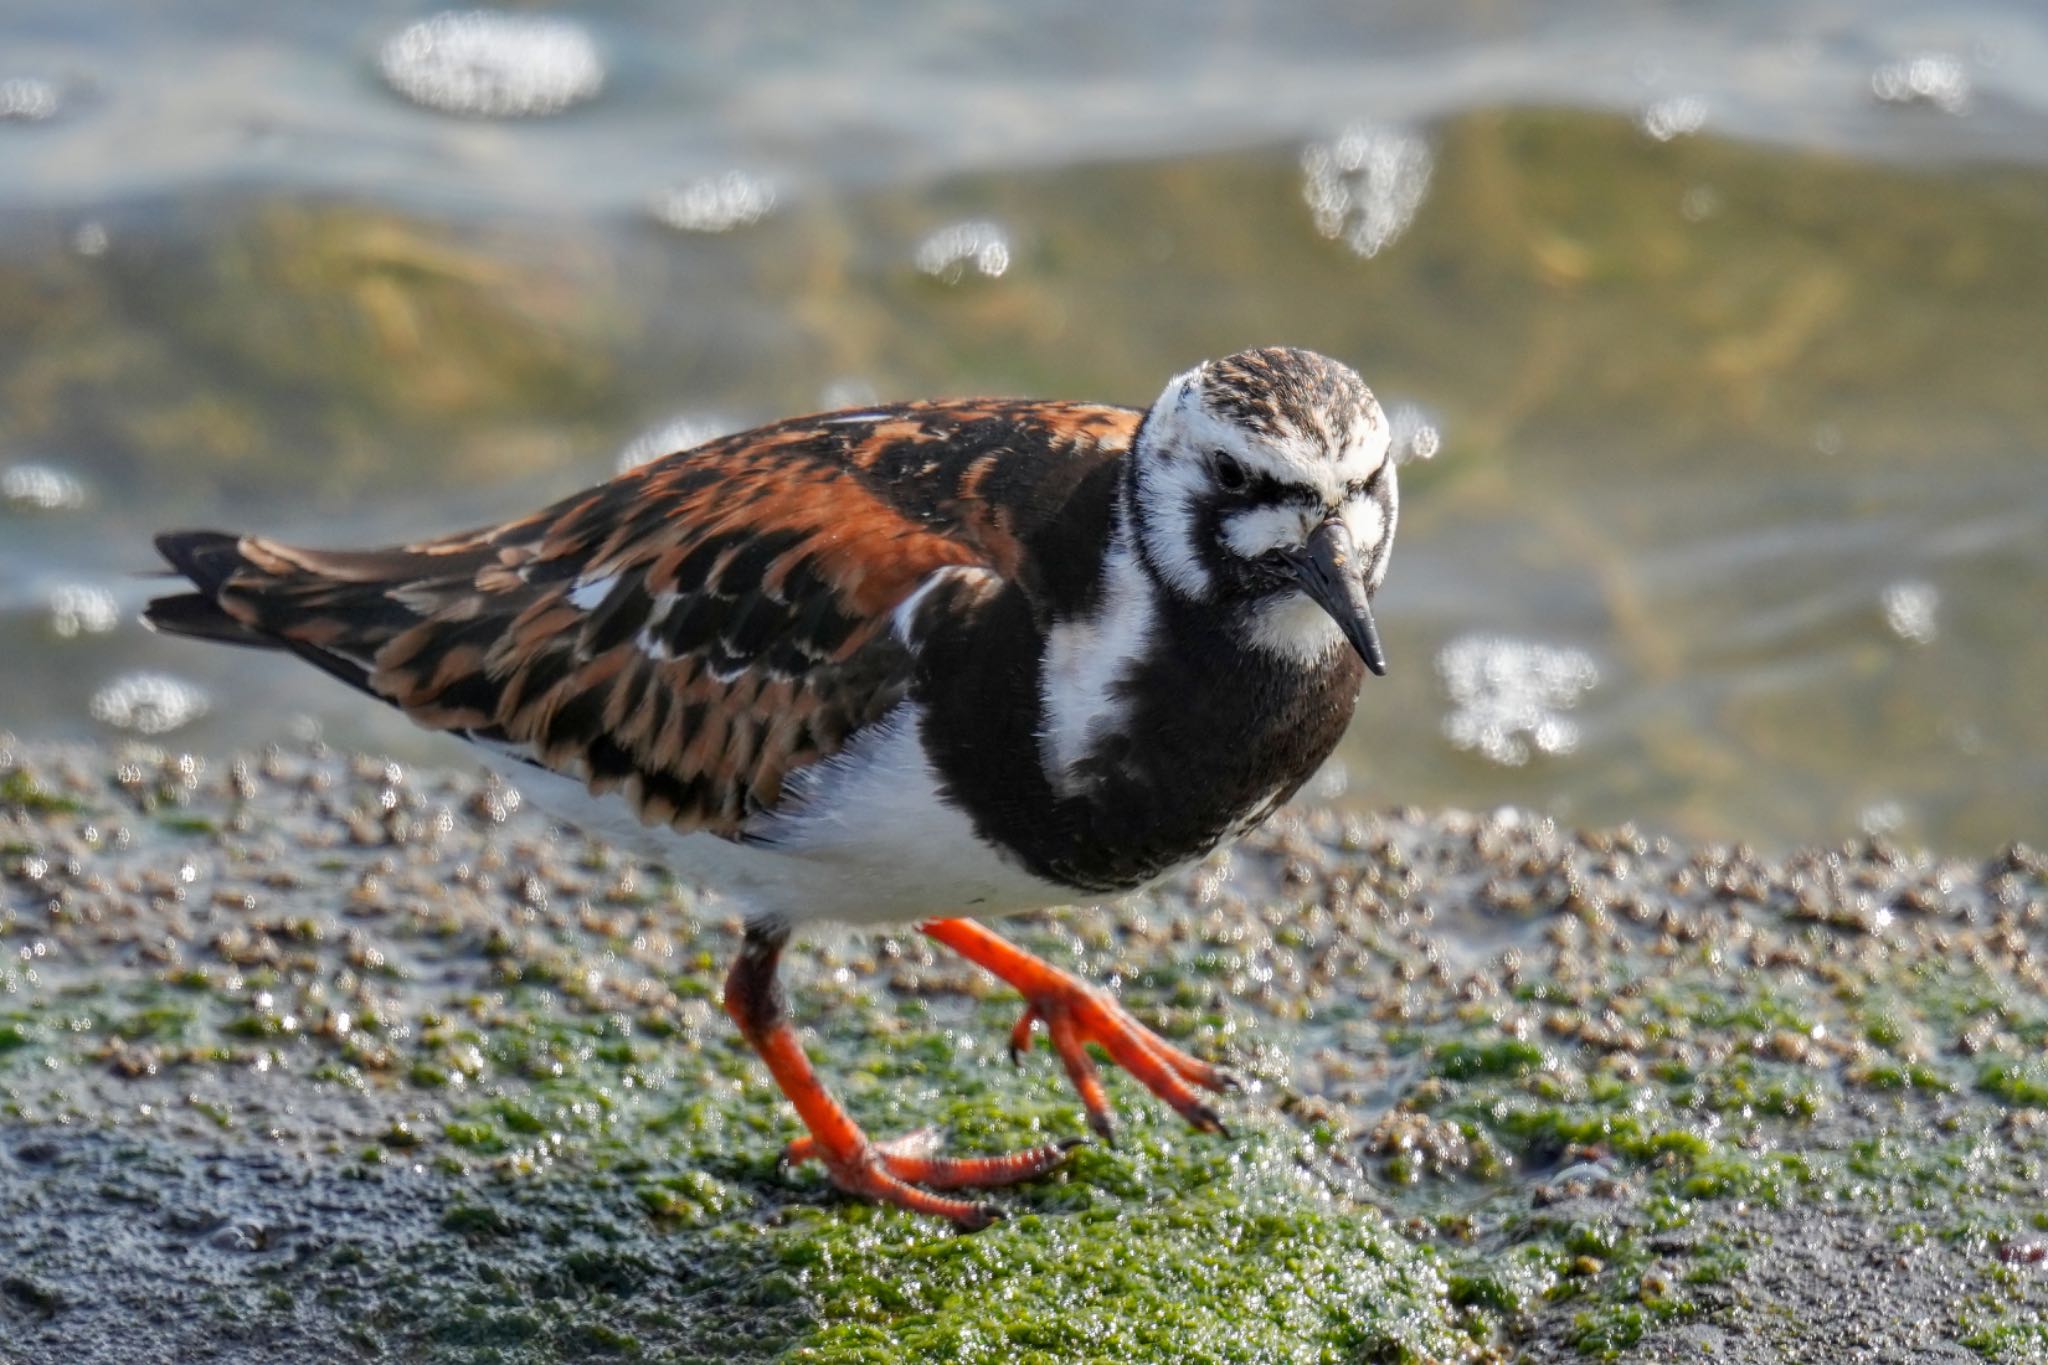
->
{"left": 4, "top": 738, "right": 2046, "bottom": 1361}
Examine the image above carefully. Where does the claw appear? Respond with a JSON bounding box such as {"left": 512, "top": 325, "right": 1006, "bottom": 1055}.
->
{"left": 1008, "top": 1005, "right": 1039, "bottom": 1065}
{"left": 955, "top": 1203, "right": 999, "bottom": 1233}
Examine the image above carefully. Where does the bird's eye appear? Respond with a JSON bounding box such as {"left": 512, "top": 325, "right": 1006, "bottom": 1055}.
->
{"left": 1213, "top": 452, "right": 1248, "bottom": 492}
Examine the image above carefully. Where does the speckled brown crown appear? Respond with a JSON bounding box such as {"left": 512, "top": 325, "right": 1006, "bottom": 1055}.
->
{"left": 1199, "top": 347, "right": 1376, "bottom": 453}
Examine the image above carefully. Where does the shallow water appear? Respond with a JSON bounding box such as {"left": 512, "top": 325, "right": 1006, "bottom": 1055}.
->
{"left": 2, "top": 3, "right": 2045, "bottom": 854}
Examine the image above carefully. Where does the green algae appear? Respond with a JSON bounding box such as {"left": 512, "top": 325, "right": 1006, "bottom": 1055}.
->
{"left": 778, "top": 1125, "right": 1454, "bottom": 1363}
{"left": 1976, "top": 1058, "right": 2048, "bottom": 1109}
{"left": 4, "top": 743, "right": 2048, "bottom": 1360}
{"left": 0, "top": 765, "right": 82, "bottom": 816}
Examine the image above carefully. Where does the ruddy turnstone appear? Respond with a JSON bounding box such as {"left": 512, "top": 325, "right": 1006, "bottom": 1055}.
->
{"left": 147, "top": 346, "right": 1398, "bottom": 1228}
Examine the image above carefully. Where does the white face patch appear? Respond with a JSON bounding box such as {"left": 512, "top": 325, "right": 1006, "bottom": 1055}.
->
{"left": 1130, "top": 376, "right": 1217, "bottom": 598}
{"left": 1342, "top": 494, "right": 1386, "bottom": 554}
{"left": 1347, "top": 467, "right": 1399, "bottom": 592}
{"left": 1222, "top": 503, "right": 1315, "bottom": 558}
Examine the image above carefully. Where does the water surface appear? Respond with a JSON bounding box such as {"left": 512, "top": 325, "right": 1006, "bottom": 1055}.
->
{"left": 2, "top": 3, "right": 2045, "bottom": 853}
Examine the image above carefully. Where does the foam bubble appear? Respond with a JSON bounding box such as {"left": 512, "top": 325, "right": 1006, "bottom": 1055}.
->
{"left": 49, "top": 584, "right": 119, "bottom": 638}
{"left": 2, "top": 463, "right": 88, "bottom": 512}
{"left": 649, "top": 171, "right": 779, "bottom": 234}
{"left": 1871, "top": 54, "right": 1970, "bottom": 115}
{"left": 1639, "top": 96, "right": 1708, "bottom": 142}
{"left": 1386, "top": 402, "right": 1442, "bottom": 464}
{"left": 914, "top": 221, "right": 1011, "bottom": 283}
{"left": 1301, "top": 126, "right": 1432, "bottom": 259}
{"left": 0, "top": 77, "right": 59, "bottom": 122}
{"left": 1436, "top": 635, "right": 1599, "bottom": 767}
{"left": 1881, "top": 580, "right": 1939, "bottom": 645}
{"left": 378, "top": 11, "right": 604, "bottom": 119}
{"left": 1859, "top": 801, "right": 1908, "bottom": 836}
{"left": 90, "top": 672, "right": 211, "bottom": 735}
{"left": 72, "top": 220, "right": 109, "bottom": 257}
{"left": 820, "top": 377, "right": 879, "bottom": 410}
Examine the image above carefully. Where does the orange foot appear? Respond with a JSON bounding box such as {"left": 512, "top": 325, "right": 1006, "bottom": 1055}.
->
{"left": 922, "top": 917, "right": 1236, "bottom": 1142}
{"left": 783, "top": 1127, "right": 1081, "bottom": 1230}
{"left": 726, "top": 924, "right": 1080, "bottom": 1230}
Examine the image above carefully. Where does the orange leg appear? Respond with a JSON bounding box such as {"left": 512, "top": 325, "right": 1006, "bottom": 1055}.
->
{"left": 725, "top": 925, "right": 1078, "bottom": 1229}
{"left": 921, "top": 917, "right": 1235, "bottom": 1142}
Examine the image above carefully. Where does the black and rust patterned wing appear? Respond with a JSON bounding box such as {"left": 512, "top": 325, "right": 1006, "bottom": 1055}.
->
{"left": 148, "top": 400, "right": 1138, "bottom": 834}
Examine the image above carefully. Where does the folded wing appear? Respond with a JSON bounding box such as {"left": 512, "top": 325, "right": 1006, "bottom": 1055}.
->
{"left": 149, "top": 400, "right": 1136, "bottom": 835}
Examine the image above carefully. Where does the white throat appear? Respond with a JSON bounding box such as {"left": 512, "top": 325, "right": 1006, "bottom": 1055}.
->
{"left": 1037, "top": 510, "right": 1160, "bottom": 795}
{"left": 1242, "top": 590, "right": 1347, "bottom": 663}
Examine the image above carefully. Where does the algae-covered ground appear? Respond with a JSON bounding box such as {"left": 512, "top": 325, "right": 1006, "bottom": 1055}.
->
{"left": 4, "top": 738, "right": 2047, "bottom": 1362}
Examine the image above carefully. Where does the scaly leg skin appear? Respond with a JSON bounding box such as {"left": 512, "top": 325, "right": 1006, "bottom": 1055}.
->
{"left": 724, "top": 924, "right": 1079, "bottom": 1230}
{"left": 920, "top": 917, "right": 1236, "bottom": 1143}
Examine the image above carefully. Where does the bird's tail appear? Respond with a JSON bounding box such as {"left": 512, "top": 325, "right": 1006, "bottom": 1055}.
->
{"left": 145, "top": 530, "right": 277, "bottom": 648}
{"left": 146, "top": 528, "right": 454, "bottom": 697}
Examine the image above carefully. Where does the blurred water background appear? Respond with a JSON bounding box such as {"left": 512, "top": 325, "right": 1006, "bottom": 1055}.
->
{"left": 1, "top": 1, "right": 2044, "bottom": 854}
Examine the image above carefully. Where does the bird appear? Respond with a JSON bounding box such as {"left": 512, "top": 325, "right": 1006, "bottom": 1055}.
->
{"left": 146, "top": 345, "right": 1399, "bottom": 1229}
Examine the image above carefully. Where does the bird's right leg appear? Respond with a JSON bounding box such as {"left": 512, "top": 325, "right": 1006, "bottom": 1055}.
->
{"left": 723, "top": 923, "right": 1078, "bottom": 1229}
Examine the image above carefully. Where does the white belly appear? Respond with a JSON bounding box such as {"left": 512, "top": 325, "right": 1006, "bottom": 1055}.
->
{"left": 476, "top": 702, "right": 1074, "bottom": 928}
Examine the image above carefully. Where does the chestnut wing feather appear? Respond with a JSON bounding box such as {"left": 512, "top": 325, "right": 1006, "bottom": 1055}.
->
{"left": 167, "top": 400, "right": 1137, "bottom": 834}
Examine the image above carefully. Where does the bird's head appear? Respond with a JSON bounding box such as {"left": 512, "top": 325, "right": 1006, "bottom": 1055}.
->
{"left": 1128, "top": 347, "right": 1397, "bottom": 673}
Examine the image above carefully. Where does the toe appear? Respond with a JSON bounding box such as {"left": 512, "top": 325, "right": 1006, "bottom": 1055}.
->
{"left": 953, "top": 1202, "right": 999, "bottom": 1233}
{"left": 888, "top": 1139, "right": 1076, "bottom": 1191}
{"left": 1007, "top": 1006, "right": 1039, "bottom": 1064}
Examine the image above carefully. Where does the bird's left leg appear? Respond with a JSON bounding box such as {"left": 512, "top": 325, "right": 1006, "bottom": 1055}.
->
{"left": 920, "top": 916, "right": 1234, "bottom": 1141}
{"left": 725, "top": 922, "right": 1076, "bottom": 1228}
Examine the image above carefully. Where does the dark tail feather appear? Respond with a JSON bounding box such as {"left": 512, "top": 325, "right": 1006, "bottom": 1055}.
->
{"left": 145, "top": 530, "right": 273, "bottom": 648}
{"left": 153, "top": 529, "right": 247, "bottom": 592}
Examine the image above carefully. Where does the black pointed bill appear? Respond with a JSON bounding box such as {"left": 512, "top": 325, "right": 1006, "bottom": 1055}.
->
{"left": 1276, "top": 516, "right": 1387, "bottom": 675}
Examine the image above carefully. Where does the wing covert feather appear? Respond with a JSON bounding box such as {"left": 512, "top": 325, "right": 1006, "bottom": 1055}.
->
{"left": 193, "top": 400, "right": 1137, "bottom": 834}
